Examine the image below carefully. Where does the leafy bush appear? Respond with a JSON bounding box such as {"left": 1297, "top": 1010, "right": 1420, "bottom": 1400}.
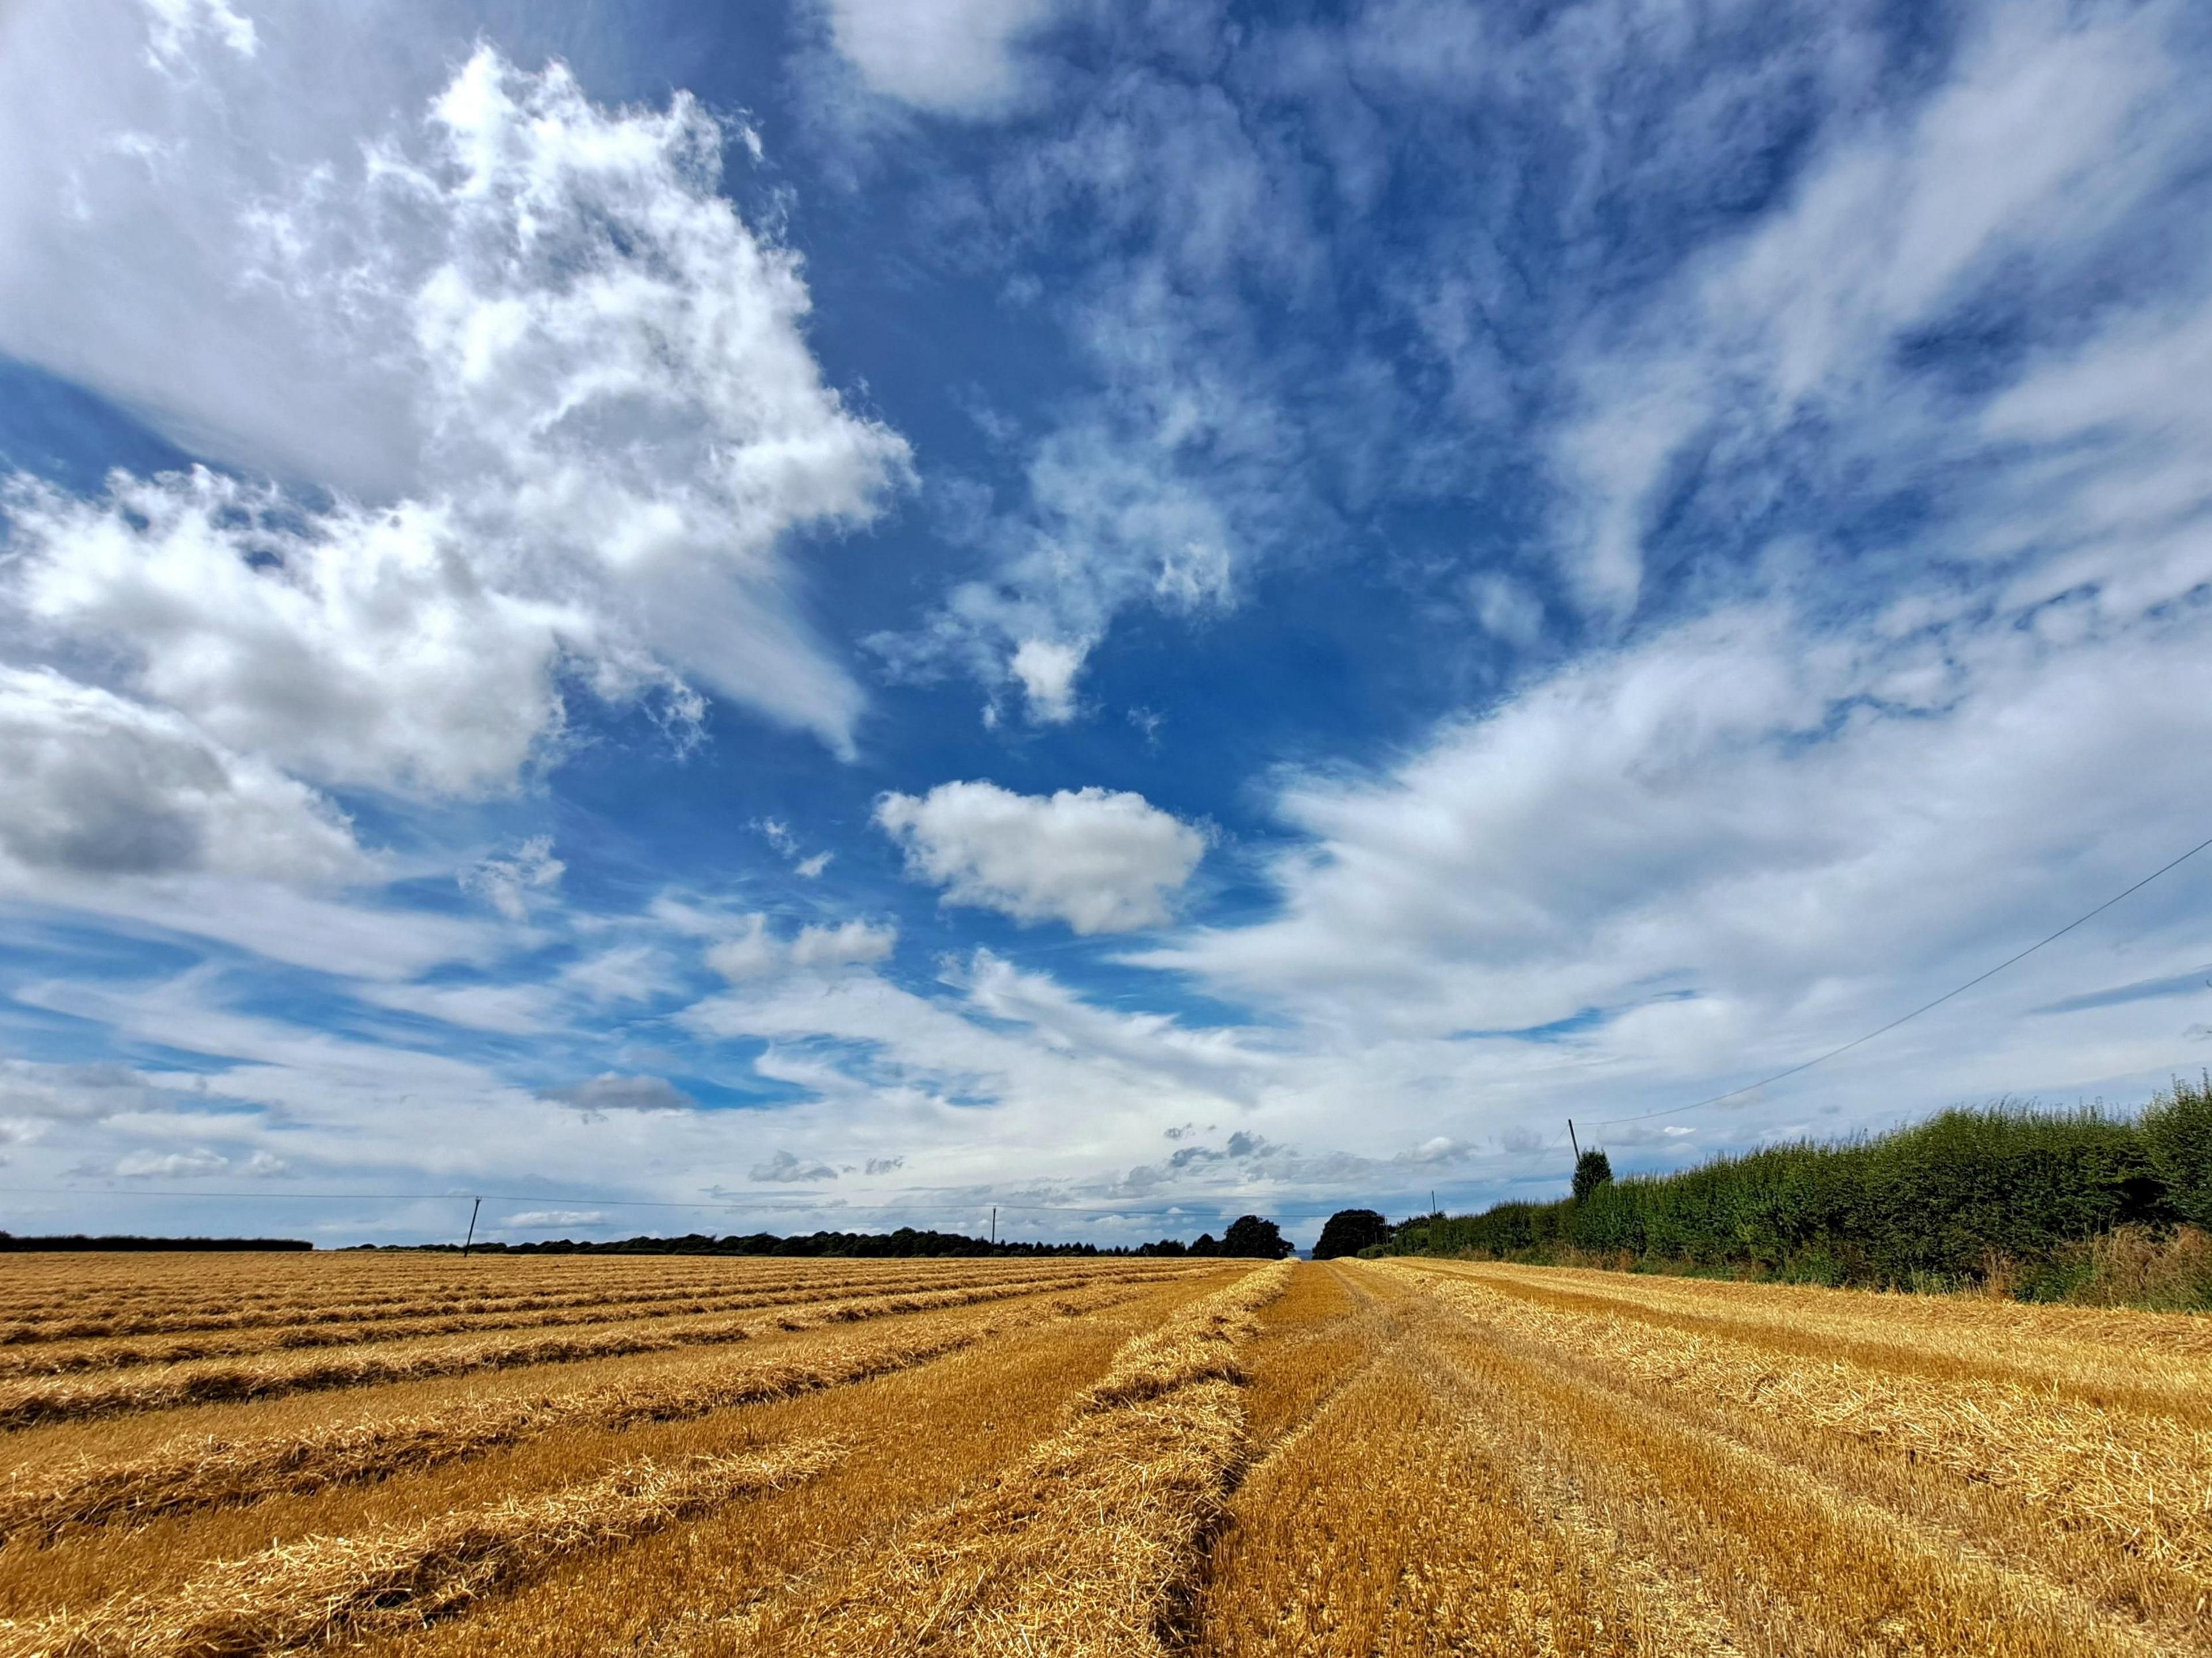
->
{"left": 1395, "top": 1095, "right": 2206, "bottom": 1303}
{"left": 1313, "top": 1208, "right": 1392, "bottom": 1259}
{"left": 2142, "top": 1075, "right": 2212, "bottom": 1227}
{"left": 1571, "top": 1149, "right": 1613, "bottom": 1202}
{"left": 1220, "top": 1214, "right": 1296, "bottom": 1259}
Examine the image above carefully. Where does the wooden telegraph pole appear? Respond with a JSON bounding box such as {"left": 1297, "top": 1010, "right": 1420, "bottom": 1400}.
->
{"left": 461, "top": 1197, "right": 481, "bottom": 1257}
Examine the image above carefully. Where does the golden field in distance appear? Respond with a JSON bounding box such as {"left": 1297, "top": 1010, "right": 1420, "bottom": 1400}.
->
{"left": 0, "top": 1251, "right": 2205, "bottom": 1656}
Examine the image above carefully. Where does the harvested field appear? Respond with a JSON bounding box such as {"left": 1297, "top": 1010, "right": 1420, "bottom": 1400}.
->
{"left": 1, "top": 1254, "right": 2202, "bottom": 1657}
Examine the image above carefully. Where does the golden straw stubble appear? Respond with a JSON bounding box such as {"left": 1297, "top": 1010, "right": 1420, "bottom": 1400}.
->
{"left": 7, "top": 1441, "right": 846, "bottom": 1658}
{"left": 738, "top": 1262, "right": 1293, "bottom": 1658}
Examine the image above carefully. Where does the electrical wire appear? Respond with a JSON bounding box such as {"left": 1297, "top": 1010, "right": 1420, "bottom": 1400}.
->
{"left": 1582, "top": 828, "right": 2212, "bottom": 1132}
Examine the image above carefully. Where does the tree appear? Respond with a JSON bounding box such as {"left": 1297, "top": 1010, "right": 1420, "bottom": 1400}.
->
{"left": 1313, "top": 1208, "right": 1391, "bottom": 1259}
{"left": 1571, "top": 1148, "right": 1614, "bottom": 1203}
{"left": 2143, "top": 1075, "right": 2212, "bottom": 1227}
{"left": 1188, "top": 1232, "right": 1219, "bottom": 1256}
{"left": 1221, "top": 1213, "right": 1295, "bottom": 1259}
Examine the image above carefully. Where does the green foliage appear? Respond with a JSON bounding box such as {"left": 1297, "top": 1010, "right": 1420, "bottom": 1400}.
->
{"left": 2142, "top": 1075, "right": 2212, "bottom": 1227}
{"left": 1571, "top": 1149, "right": 1613, "bottom": 1202}
{"left": 1313, "top": 1208, "right": 1392, "bottom": 1259}
{"left": 1220, "top": 1213, "right": 1296, "bottom": 1258}
{"left": 1402, "top": 1097, "right": 2198, "bottom": 1297}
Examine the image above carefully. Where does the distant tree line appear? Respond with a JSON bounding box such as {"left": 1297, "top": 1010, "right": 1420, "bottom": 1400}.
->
{"left": 6, "top": 1216, "right": 1313, "bottom": 1260}
{"left": 1132, "top": 1215, "right": 1294, "bottom": 1258}
{"left": 0, "top": 1234, "right": 313, "bottom": 1251}
{"left": 368, "top": 1227, "right": 1104, "bottom": 1257}
{"left": 1383, "top": 1082, "right": 2212, "bottom": 1299}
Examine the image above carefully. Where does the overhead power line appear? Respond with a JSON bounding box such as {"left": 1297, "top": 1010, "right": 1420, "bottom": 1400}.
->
{"left": 1584, "top": 828, "right": 2212, "bottom": 1133}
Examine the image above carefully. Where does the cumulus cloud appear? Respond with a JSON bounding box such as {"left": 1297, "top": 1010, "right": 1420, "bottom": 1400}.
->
{"left": 1008, "top": 638, "right": 1086, "bottom": 723}
{"left": 874, "top": 781, "right": 1206, "bottom": 934}
{"left": 706, "top": 916, "right": 783, "bottom": 984}
{"left": 1, "top": 31, "right": 911, "bottom": 792}
{"left": 824, "top": 0, "right": 1062, "bottom": 114}
{"left": 707, "top": 914, "right": 897, "bottom": 981}
{"left": 5, "top": 472, "right": 586, "bottom": 796}
{"left": 0, "top": 665, "right": 368, "bottom": 887}
{"left": 751, "top": 1148, "right": 838, "bottom": 1183}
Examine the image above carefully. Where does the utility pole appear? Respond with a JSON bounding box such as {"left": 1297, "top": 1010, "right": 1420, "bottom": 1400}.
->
{"left": 1567, "top": 1119, "right": 1581, "bottom": 1162}
{"left": 990, "top": 1205, "right": 997, "bottom": 1246}
{"left": 461, "top": 1197, "right": 480, "bottom": 1257}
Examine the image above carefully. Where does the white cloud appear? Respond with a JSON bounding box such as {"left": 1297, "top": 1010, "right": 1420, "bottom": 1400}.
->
{"left": 706, "top": 915, "right": 783, "bottom": 984}
{"left": 794, "top": 851, "right": 835, "bottom": 879}
{"left": 1544, "top": 0, "right": 2202, "bottom": 624}
{"left": 5, "top": 472, "right": 586, "bottom": 797}
{"left": 558, "top": 945, "right": 680, "bottom": 1006}
{"left": 824, "top": 0, "right": 1061, "bottom": 114}
{"left": 355, "top": 979, "right": 559, "bottom": 1037}
{"left": 1008, "top": 638, "right": 1086, "bottom": 723}
{"left": 790, "top": 919, "right": 898, "bottom": 970}
{"left": 111, "top": 1146, "right": 232, "bottom": 1178}
{"left": 0, "top": 665, "right": 368, "bottom": 887}
{"left": 0, "top": 1060, "right": 165, "bottom": 1125}
{"left": 874, "top": 780, "right": 1207, "bottom": 934}
{"left": 460, "top": 837, "right": 564, "bottom": 923}
{"left": 501, "top": 1209, "right": 607, "bottom": 1228}
{"left": 1149, "top": 586, "right": 2212, "bottom": 1120}
{"left": 706, "top": 913, "right": 896, "bottom": 980}
{"left": 1, "top": 30, "right": 911, "bottom": 781}
{"left": 751, "top": 1147, "right": 838, "bottom": 1183}
{"left": 140, "top": 0, "right": 256, "bottom": 67}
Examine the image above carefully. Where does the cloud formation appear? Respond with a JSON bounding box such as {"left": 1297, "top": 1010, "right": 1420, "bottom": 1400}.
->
{"left": 0, "top": 665, "right": 366, "bottom": 887}
{"left": 875, "top": 781, "right": 1206, "bottom": 934}
{"left": 2, "top": 33, "right": 911, "bottom": 799}
{"left": 823, "top": 0, "right": 1060, "bottom": 113}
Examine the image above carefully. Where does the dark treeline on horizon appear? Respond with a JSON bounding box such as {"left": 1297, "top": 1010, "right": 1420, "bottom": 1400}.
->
{"left": 0, "top": 1232, "right": 315, "bottom": 1251}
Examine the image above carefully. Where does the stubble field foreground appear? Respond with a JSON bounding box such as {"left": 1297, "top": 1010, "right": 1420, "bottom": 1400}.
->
{"left": 0, "top": 1254, "right": 2205, "bottom": 1657}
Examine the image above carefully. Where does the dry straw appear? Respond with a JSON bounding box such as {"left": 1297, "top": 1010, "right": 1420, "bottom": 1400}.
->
{"left": 0, "top": 1273, "right": 1145, "bottom": 1431}
{"left": 0, "top": 1316, "right": 981, "bottom": 1544}
{"left": 1400, "top": 1266, "right": 2212, "bottom": 1580}
{"left": 6, "top": 1440, "right": 846, "bottom": 1658}
{"left": 752, "top": 1261, "right": 1293, "bottom": 1657}
{"left": 0, "top": 1266, "right": 1060, "bottom": 1380}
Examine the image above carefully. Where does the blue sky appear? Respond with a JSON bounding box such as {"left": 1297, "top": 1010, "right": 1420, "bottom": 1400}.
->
{"left": 3, "top": 0, "right": 2211, "bottom": 1249}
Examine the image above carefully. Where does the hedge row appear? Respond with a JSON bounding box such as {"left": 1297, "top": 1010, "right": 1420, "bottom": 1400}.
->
{"left": 1389, "top": 1080, "right": 2212, "bottom": 1290}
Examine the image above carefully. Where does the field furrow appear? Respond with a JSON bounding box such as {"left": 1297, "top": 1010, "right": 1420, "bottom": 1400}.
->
{"left": 8, "top": 1253, "right": 2197, "bottom": 1658}
{"left": 721, "top": 1261, "right": 1289, "bottom": 1657}
{"left": 0, "top": 1266, "right": 1152, "bottom": 1380}
{"left": 0, "top": 1274, "right": 1149, "bottom": 1431}
{"left": 6, "top": 1441, "right": 845, "bottom": 1658}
